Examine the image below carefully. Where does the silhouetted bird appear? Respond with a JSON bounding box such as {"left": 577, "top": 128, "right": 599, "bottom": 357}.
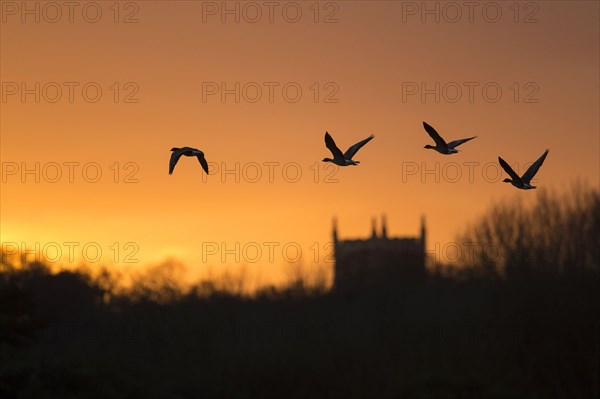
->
{"left": 322, "top": 132, "right": 374, "bottom": 166}
{"left": 169, "top": 147, "right": 209, "bottom": 175}
{"left": 499, "top": 149, "right": 549, "bottom": 190}
{"left": 423, "top": 122, "right": 477, "bottom": 154}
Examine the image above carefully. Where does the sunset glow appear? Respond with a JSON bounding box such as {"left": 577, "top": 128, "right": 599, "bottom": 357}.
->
{"left": 2, "top": 1, "right": 599, "bottom": 287}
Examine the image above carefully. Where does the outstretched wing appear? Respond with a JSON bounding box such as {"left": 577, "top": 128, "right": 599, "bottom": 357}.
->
{"left": 447, "top": 136, "right": 477, "bottom": 149}
{"left": 196, "top": 152, "right": 209, "bottom": 175}
{"left": 344, "top": 134, "right": 375, "bottom": 160}
{"left": 423, "top": 122, "right": 447, "bottom": 147}
{"left": 169, "top": 149, "right": 186, "bottom": 174}
{"left": 522, "top": 149, "right": 549, "bottom": 183}
{"left": 325, "top": 132, "right": 344, "bottom": 160}
{"left": 498, "top": 156, "right": 522, "bottom": 182}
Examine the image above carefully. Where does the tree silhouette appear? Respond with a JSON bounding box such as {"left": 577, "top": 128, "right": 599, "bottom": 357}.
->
{"left": 456, "top": 182, "right": 600, "bottom": 277}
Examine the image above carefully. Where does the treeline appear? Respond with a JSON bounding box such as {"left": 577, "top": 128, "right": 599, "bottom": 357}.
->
{"left": 450, "top": 181, "right": 600, "bottom": 278}
{"left": 0, "top": 184, "right": 599, "bottom": 398}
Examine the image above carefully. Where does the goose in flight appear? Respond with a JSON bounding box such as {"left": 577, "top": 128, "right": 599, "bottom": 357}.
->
{"left": 169, "top": 147, "right": 209, "bottom": 175}
{"left": 423, "top": 122, "right": 477, "bottom": 154}
{"left": 322, "top": 132, "right": 374, "bottom": 166}
{"left": 499, "top": 149, "right": 549, "bottom": 190}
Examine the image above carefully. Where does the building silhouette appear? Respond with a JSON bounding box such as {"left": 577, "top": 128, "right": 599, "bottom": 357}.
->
{"left": 333, "top": 215, "right": 427, "bottom": 290}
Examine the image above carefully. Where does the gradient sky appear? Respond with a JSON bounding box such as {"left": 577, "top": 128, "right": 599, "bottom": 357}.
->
{"left": 1, "top": 1, "right": 599, "bottom": 286}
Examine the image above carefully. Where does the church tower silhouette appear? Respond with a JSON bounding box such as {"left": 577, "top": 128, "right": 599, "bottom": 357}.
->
{"left": 332, "top": 215, "right": 427, "bottom": 290}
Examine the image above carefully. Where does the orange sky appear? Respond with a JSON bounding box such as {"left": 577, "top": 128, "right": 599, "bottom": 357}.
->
{"left": 1, "top": 1, "right": 599, "bottom": 286}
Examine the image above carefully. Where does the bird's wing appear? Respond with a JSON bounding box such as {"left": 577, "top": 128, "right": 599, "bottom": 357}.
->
{"left": 522, "top": 149, "right": 549, "bottom": 183}
{"left": 344, "top": 134, "right": 375, "bottom": 160}
{"left": 325, "top": 132, "right": 345, "bottom": 160}
{"left": 196, "top": 152, "right": 209, "bottom": 175}
{"left": 498, "top": 156, "right": 522, "bottom": 182}
{"left": 423, "top": 122, "right": 447, "bottom": 147}
{"left": 447, "top": 136, "right": 477, "bottom": 149}
{"left": 169, "top": 149, "right": 186, "bottom": 174}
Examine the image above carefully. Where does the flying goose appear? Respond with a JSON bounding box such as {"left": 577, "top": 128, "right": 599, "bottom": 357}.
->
{"left": 322, "top": 132, "right": 374, "bottom": 166}
{"left": 499, "top": 149, "right": 549, "bottom": 190}
{"left": 423, "top": 122, "right": 477, "bottom": 154}
{"left": 169, "top": 147, "right": 209, "bottom": 175}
